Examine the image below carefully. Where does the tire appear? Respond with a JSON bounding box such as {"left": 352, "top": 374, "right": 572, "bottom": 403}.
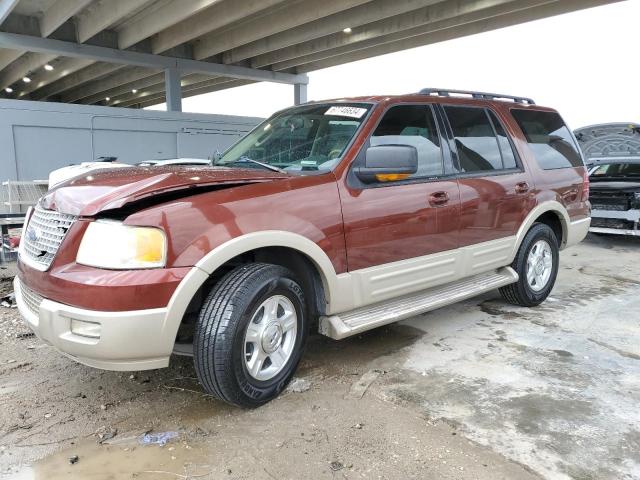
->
{"left": 499, "top": 223, "right": 559, "bottom": 307}
{"left": 194, "top": 263, "right": 308, "bottom": 408}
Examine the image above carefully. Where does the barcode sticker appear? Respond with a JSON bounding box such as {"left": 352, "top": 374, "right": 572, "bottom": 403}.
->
{"left": 324, "top": 106, "right": 367, "bottom": 119}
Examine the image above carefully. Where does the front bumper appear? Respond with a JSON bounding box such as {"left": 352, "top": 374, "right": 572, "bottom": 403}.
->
{"left": 590, "top": 208, "right": 640, "bottom": 236}
{"left": 14, "top": 277, "right": 173, "bottom": 371}
{"left": 589, "top": 226, "right": 640, "bottom": 236}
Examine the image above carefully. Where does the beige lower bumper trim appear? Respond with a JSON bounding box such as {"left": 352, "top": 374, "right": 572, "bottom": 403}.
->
{"left": 14, "top": 277, "right": 173, "bottom": 371}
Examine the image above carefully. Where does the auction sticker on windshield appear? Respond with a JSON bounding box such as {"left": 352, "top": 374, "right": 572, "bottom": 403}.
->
{"left": 325, "top": 106, "right": 368, "bottom": 119}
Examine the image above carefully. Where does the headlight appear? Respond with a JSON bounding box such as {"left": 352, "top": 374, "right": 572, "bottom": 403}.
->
{"left": 77, "top": 221, "right": 167, "bottom": 269}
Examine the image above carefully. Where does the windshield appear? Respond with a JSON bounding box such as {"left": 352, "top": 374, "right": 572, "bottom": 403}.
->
{"left": 216, "top": 103, "right": 372, "bottom": 173}
{"left": 590, "top": 162, "right": 640, "bottom": 179}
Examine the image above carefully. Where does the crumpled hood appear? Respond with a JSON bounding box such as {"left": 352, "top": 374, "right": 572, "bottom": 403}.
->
{"left": 41, "top": 166, "right": 288, "bottom": 216}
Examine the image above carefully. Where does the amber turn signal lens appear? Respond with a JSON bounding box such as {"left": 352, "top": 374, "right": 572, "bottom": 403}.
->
{"left": 375, "top": 173, "right": 411, "bottom": 182}
{"left": 135, "top": 228, "right": 165, "bottom": 263}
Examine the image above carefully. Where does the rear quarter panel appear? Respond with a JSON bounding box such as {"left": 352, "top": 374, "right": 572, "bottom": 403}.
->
{"left": 496, "top": 103, "right": 590, "bottom": 222}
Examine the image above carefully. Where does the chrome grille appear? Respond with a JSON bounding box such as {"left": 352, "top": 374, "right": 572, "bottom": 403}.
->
{"left": 20, "top": 280, "right": 44, "bottom": 317}
{"left": 22, "top": 206, "right": 77, "bottom": 269}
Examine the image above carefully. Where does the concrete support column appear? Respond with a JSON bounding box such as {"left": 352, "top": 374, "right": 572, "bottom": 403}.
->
{"left": 164, "top": 66, "right": 182, "bottom": 112}
{"left": 294, "top": 83, "right": 307, "bottom": 105}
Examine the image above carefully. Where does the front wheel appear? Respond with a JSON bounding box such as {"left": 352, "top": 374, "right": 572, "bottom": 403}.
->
{"left": 194, "top": 263, "right": 308, "bottom": 408}
{"left": 499, "top": 223, "right": 559, "bottom": 307}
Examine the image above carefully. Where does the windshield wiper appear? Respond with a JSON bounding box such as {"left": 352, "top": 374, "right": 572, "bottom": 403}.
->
{"left": 219, "top": 156, "right": 287, "bottom": 174}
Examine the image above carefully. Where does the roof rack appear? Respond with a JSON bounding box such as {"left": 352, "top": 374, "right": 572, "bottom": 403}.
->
{"left": 418, "top": 88, "right": 535, "bottom": 105}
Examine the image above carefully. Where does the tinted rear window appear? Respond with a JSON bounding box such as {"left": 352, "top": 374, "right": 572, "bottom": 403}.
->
{"left": 511, "top": 109, "right": 583, "bottom": 169}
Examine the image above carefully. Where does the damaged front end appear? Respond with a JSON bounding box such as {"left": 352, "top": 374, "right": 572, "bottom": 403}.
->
{"left": 575, "top": 123, "right": 640, "bottom": 237}
{"left": 590, "top": 185, "right": 640, "bottom": 236}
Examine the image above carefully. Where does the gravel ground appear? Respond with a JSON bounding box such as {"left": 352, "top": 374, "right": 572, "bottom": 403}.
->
{"left": 0, "top": 315, "right": 536, "bottom": 480}
{"left": 0, "top": 234, "right": 638, "bottom": 479}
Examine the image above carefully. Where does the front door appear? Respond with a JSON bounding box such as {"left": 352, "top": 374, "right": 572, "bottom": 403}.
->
{"left": 337, "top": 103, "right": 460, "bottom": 301}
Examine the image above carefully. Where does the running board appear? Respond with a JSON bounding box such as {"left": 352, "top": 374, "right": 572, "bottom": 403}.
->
{"left": 319, "top": 267, "right": 518, "bottom": 340}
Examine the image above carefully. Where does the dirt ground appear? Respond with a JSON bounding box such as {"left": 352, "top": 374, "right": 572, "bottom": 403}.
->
{"left": 0, "top": 234, "right": 638, "bottom": 480}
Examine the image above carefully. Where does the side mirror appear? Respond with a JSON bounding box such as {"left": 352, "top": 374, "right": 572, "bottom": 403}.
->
{"left": 354, "top": 145, "right": 418, "bottom": 183}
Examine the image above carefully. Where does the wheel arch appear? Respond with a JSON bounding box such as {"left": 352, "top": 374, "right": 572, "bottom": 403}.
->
{"left": 162, "top": 231, "right": 341, "bottom": 348}
{"left": 511, "top": 201, "right": 570, "bottom": 260}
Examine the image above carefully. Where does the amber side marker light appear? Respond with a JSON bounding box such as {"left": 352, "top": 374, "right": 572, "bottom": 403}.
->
{"left": 375, "top": 173, "right": 411, "bottom": 182}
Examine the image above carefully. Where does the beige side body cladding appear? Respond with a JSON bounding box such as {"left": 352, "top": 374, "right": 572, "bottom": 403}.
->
{"left": 165, "top": 200, "right": 589, "bottom": 339}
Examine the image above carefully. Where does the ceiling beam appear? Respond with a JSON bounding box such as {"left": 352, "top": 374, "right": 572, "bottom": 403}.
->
{"left": 151, "top": 0, "right": 288, "bottom": 54}
{"left": 82, "top": 72, "right": 166, "bottom": 105}
{"left": 0, "top": 51, "right": 56, "bottom": 90}
{"left": 117, "top": 0, "right": 224, "bottom": 50}
{"left": 30, "top": 62, "right": 124, "bottom": 99}
{"left": 17, "top": 57, "right": 93, "bottom": 97}
{"left": 0, "top": 0, "right": 90, "bottom": 96}
{"left": 253, "top": 0, "right": 520, "bottom": 69}
{"left": 220, "top": 0, "right": 442, "bottom": 64}
{"left": 119, "top": 78, "right": 254, "bottom": 109}
{"left": 109, "top": 74, "right": 222, "bottom": 106}
{"left": 27, "top": 0, "right": 156, "bottom": 102}
{"left": 0, "top": 0, "right": 150, "bottom": 97}
{"left": 295, "top": 0, "right": 623, "bottom": 73}
{"left": 0, "top": 3, "right": 36, "bottom": 88}
{"left": 193, "top": 0, "right": 372, "bottom": 61}
{"left": 0, "top": 32, "right": 309, "bottom": 84}
{"left": 0, "top": 0, "right": 19, "bottom": 25}
{"left": 0, "top": 48, "right": 21, "bottom": 70}
{"left": 40, "top": 0, "right": 94, "bottom": 37}
{"left": 60, "top": 66, "right": 160, "bottom": 102}
{"left": 76, "top": 0, "right": 153, "bottom": 43}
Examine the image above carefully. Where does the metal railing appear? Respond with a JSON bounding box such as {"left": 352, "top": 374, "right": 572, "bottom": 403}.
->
{"left": 0, "top": 180, "right": 48, "bottom": 264}
{"left": 0, "top": 180, "right": 48, "bottom": 214}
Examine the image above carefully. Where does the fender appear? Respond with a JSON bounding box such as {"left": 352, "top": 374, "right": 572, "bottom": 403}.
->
{"left": 160, "top": 231, "right": 347, "bottom": 347}
{"left": 511, "top": 200, "right": 570, "bottom": 259}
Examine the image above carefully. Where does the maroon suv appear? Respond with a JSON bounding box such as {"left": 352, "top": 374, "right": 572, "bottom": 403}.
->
{"left": 16, "top": 89, "right": 590, "bottom": 407}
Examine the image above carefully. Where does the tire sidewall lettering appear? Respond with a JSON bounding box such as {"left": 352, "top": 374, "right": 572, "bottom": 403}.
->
{"left": 231, "top": 272, "right": 306, "bottom": 402}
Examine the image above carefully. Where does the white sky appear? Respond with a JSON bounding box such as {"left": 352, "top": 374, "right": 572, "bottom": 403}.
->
{"left": 149, "top": 1, "right": 639, "bottom": 129}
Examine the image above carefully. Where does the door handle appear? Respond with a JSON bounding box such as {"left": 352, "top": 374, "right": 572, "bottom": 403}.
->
{"left": 429, "top": 191, "right": 449, "bottom": 207}
{"left": 515, "top": 182, "right": 530, "bottom": 194}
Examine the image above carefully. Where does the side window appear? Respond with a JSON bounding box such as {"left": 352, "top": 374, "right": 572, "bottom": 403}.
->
{"left": 511, "top": 109, "right": 583, "bottom": 169}
{"left": 370, "top": 105, "right": 443, "bottom": 178}
{"left": 487, "top": 110, "right": 518, "bottom": 169}
{"left": 444, "top": 106, "right": 503, "bottom": 173}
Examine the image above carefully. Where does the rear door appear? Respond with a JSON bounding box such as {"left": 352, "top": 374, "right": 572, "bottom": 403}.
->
{"left": 438, "top": 105, "right": 535, "bottom": 247}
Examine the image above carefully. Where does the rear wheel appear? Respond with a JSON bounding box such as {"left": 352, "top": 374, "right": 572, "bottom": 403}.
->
{"left": 194, "top": 263, "right": 308, "bottom": 408}
{"left": 500, "top": 223, "right": 559, "bottom": 307}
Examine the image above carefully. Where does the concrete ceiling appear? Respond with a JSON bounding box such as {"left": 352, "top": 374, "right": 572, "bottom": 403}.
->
{"left": 0, "top": 0, "right": 625, "bottom": 109}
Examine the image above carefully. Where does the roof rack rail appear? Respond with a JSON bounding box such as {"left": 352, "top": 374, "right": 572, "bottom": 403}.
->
{"left": 418, "top": 88, "right": 535, "bottom": 105}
